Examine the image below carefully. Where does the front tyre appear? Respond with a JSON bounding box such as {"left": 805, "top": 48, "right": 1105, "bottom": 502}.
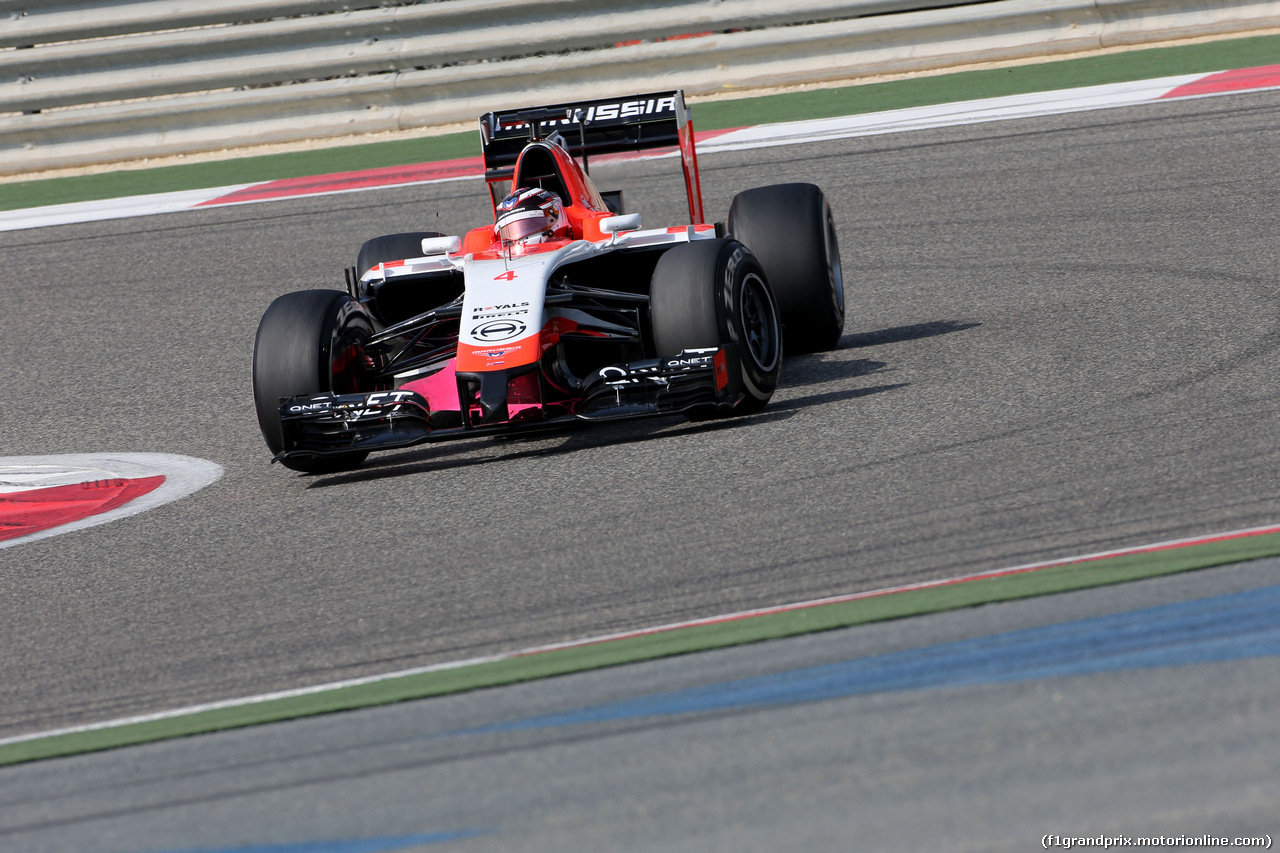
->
{"left": 355, "top": 231, "right": 444, "bottom": 278}
{"left": 728, "top": 183, "right": 844, "bottom": 354}
{"left": 252, "top": 289, "right": 377, "bottom": 472}
{"left": 650, "top": 239, "right": 781, "bottom": 416}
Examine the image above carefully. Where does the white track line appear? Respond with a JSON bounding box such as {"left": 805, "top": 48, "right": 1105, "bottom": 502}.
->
{"left": 0, "top": 185, "right": 253, "bottom": 233}
{"left": 700, "top": 73, "right": 1209, "bottom": 153}
{"left": 3, "top": 520, "right": 1277, "bottom": 749}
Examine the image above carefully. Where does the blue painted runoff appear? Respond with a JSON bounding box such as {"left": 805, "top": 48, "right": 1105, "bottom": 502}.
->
{"left": 465, "top": 583, "right": 1280, "bottom": 733}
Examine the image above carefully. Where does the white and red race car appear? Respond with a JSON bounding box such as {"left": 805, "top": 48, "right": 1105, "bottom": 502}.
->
{"left": 252, "top": 91, "right": 844, "bottom": 472}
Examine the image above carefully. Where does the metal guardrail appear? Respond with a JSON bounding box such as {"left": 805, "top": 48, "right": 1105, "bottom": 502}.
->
{"left": 1, "top": 0, "right": 943, "bottom": 112}
{"left": 0, "top": 0, "right": 368, "bottom": 45}
{"left": 1, "top": 0, "right": 1277, "bottom": 176}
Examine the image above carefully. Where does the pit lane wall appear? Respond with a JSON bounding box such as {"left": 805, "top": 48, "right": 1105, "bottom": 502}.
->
{"left": 2, "top": 0, "right": 1277, "bottom": 176}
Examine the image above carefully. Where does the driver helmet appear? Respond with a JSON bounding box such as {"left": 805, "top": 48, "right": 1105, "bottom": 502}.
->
{"left": 495, "top": 187, "right": 570, "bottom": 247}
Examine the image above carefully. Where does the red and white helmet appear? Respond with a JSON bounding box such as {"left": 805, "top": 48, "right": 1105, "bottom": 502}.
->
{"left": 495, "top": 187, "right": 570, "bottom": 247}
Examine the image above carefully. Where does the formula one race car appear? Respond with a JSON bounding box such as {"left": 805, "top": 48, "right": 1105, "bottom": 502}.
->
{"left": 253, "top": 90, "right": 845, "bottom": 471}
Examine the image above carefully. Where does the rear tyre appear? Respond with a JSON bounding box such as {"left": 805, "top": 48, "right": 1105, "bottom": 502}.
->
{"left": 252, "top": 289, "right": 377, "bottom": 472}
{"left": 650, "top": 239, "right": 781, "bottom": 416}
{"left": 728, "top": 183, "right": 844, "bottom": 354}
{"left": 355, "top": 231, "right": 444, "bottom": 277}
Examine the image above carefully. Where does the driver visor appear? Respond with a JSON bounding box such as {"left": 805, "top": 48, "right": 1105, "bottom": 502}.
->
{"left": 498, "top": 211, "right": 552, "bottom": 242}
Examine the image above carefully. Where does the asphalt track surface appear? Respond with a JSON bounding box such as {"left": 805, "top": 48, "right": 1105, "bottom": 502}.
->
{"left": 3, "top": 88, "right": 1280, "bottom": 777}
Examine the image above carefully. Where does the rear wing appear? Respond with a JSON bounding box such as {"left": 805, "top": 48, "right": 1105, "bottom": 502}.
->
{"left": 478, "top": 90, "right": 705, "bottom": 224}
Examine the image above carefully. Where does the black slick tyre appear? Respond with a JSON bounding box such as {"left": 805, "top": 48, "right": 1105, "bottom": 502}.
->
{"left": 650, "top": 238, "right": 781, "bottom": 416}
{"left": 727, "top": 183, "right": 844, "bottom": 354}
{"left": 252, "top": 289, "right": 377, "bottom": 472}
{"left": 355, "top": 232, "right": 444, "bottom": 277}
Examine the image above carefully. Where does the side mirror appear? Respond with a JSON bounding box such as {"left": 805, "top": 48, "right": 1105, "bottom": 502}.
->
{"left": 421, "top": 235, "right": 462, "bottom": 255}
{"left": 599, "top": 213, "right": 642, "bottom": 234}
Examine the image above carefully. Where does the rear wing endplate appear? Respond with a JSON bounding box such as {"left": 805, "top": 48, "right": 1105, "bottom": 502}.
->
{"left": 478, "top": 90, "right": 705, "bottom": 224}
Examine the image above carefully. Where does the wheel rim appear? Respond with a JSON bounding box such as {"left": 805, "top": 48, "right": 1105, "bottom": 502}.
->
{"left": 740, "top": 272, "right": 780, "bottom": 372}
{"left": 329, "top": 326, "right": 372, "bottom": 394}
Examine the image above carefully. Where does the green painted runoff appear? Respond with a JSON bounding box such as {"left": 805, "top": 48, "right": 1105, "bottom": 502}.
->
{"left": 3, "top": 527, "right": 1279, "bottom": 767}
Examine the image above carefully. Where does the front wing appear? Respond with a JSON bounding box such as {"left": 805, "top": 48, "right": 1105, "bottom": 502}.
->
{"left": 273, "top": 346, "right": 742, "bottom": 464}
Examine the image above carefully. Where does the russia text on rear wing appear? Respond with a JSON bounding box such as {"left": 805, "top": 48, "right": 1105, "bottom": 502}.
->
{"left": 478, "top": 90, "right": 704, "bottom": 224}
